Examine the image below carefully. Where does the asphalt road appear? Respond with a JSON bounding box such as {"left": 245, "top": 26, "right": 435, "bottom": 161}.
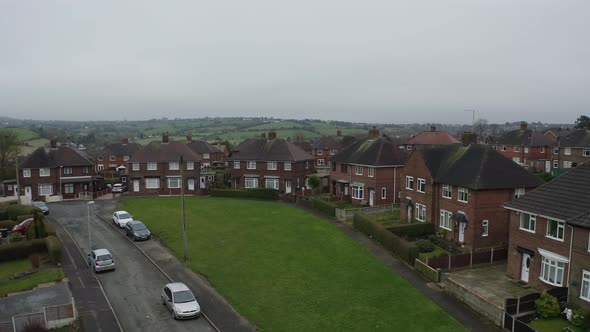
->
{"left": 49, "top": 201, "right": 215, "bottom": 332}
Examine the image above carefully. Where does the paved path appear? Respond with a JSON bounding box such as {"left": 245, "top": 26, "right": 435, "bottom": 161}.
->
{"left": 0, "top": 283, "right": 70, "bottom": 322}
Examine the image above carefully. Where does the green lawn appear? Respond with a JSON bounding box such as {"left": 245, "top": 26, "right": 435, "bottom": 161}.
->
{"left": 0, "top": 268, "right": 63, "bottom": 297}
{"left": 120, "top": 197, "right": 465, "bottom": 331}
{"left": 0, "top": 259, "right": 33, "bottom": 280}
{"left": 529, "top": 318, "right": 583, "bottom": 332}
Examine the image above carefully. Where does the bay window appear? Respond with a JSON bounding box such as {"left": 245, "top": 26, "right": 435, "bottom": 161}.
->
{"left": 351, "top": 185, "right": 364, "bottom": 200}
{"left": 245, "top": 177, "right": 258, "bottom": 188}
{"left": 145, "top": 178, "right": 160, "bottom": 189}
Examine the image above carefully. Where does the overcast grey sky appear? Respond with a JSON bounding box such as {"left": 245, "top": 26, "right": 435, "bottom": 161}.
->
{"left": 0, "top": 1, "right": 588, "bottom": 124}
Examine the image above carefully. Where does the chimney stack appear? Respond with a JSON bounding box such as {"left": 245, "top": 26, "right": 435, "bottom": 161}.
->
{"left": 162, "top": 132, "right": 169, "bottom": 143}
{"left": 121, "top": 137, "right": 129, "bottom": 145}
{"left": 430, "top": 126, "right": 436, "bottom": 132}
{"left": 186, "top": 133, "right": 192, "bottom": 142}
{"left": 261, "top": 132, "right": 267, "bottom": 139}
{"left": 368, "top": 126, "right": 379, "bottom": 139}
{"left": 520, "top": 121, "right": 528, "bottom": 130}
{"left": 336, "top": 130, "right": 342, "bottom": 137}
{"left": 50, "top": 137, "right": 57, "bottom": 149}
{"left": 268, "top": 130, "right": 277, "bottom": 140}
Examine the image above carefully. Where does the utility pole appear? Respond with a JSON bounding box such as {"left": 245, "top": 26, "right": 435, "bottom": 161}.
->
{"left": 180, "top": 155, "right": 188, "bottom": 261}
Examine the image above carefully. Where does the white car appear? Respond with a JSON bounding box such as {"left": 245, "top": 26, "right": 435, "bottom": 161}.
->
{"left": 87, "top": 249, "right": 115, "bottom": 273}
{"left": 112, "top": 210, "right": 133, "bottom": 228}
{"left": 161, "top": 282, "right": 201, "bottom": 320}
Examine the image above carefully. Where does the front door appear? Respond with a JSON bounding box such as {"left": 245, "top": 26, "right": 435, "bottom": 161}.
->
{"left": 25, "top": 186, "right": 32, "bottom": 199}
{"left": 369, "top": 190, "right": 375, "bottom": 206}
{"left": 545, "top": 161, "right": 551, "bottom": 173}
{"left": 521, "top": 253, "right": 531, "bottom": 282}
{"left": 285, "top": 180, "right": 292, "bottom": 194}
{"left": 133, "top": 179, "right": 139, "bottom": 192}
{"left": 344, "top": 185, "right": 349, "bottom": 196}
{"left": 458, "top": 222, "right": 466, "bottom": 242}
{"left": 407, "top": 206, "right": 412, "bottom": 221}
{"left": 199, "top": 176, "right": 206, "bottom": 189}
{"left": 188, "top": 179, "right": 195, "bottom": 191}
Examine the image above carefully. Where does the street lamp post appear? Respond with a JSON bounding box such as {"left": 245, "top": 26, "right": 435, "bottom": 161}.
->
{"left": 87, "top": 201, "right": 95, "bottom": 274}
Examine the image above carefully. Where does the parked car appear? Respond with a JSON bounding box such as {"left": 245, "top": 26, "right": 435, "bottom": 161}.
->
{"left": 31, "top": 201, "right": 49, "bottom": 215}
{"left": 124, "top": 220, "right": 151, "bottom": 241}
{"left": 111, "top": 183, "right": 128, "bottom": 193}
{"left": 161, "top": 282, "right": 201, "bottom": 320}
{"left": 112, "top": 211, "right": 133, "bottom": 228}
{"left": 12, "top": 217, "right": 34, "bottom": 234}
{"left": 87, "top": 249, "right": 115, "bottom": 272}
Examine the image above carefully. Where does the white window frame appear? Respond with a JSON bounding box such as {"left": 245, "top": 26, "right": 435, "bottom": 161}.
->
{"left": 368, "top": 167, "right": 375, "bottom": 177}
{"left": 514, "top": 188, "right": 525, "bottom": 199}
{"left": 132, "top": 163, "right": 139, "bottom": 171}
{"left": 564, "top": 147, "right": 571, "bottom": 156}
{"left": 524, "top": 147, "right": 529, "bottom": 154}
{"left": 584, "top": 149, "right": 590, "bottom": 157}
{"left": 147, "top": 162, "right": 157, "bottom": 171}
{"left": 381, "top": 187, "right": 386, "bottom": 199}
{"left": 110, "top": 155, "right": 116, "bottom": 161}
{"left": 145, "top": 178, "right": 160, "bottom": 189}
{"left": 519, "top": 213, "right": 536, "bottom": 233}
{"left": 187, "top": 161, "right": 194, "bottom": 170}
{"left": 39, "top": 168, "right": 50, "bottom": 177}
{"left": 351, "top": 185, "right": 364, "bottom": 200}
{"left": 23, "top": 168, "right": 31, "bottom": 178}
{"left": 581, "top": 271, "right": 590, "bottom": 302}
{"left": 123, "top": 155, "right": 130, "bottom": 161}
{"left": 284, "top": 161, "right": 291, "bottom": 171}
{"left": 169, "top": 161, "right": 179, "bottom": 171}
{"left": 553, "top": 160, "right": 559, "bottom": 168}
{"left": 316, "top": 149, "right": 323, "bottom": 156}
{"left": 540, "top": 255, "right": 565, "bottom": 287}
{"left": 97, "top": 164, "right": 104, "bottom": 171}
{"left": 203, "top": 153, "right": 210, "bottom": 159}
{"left": 458, "top": 187, "right": 468, "bottom": 203}
{"left": 63, "top": 167, "right": 73, "bottom": 175}
{"left": 317, "top": 159, "right": 325, "bottom": 166}
{"left": 167, "top": 177, "right": 181, "bottom": 189}
{"left": 417, "top": 178, "right": 426, "bottom": 193}
{"left": 540, "top": 147, "right": 545, "bottom": 153}
{"left": 514, "top": 146, "right": 520, "bottom": 152}
{"left": 330, "top": 149, "right": 337, "bottom": 155}
{"left": 245, "top": 177, "right": 259, "bottom": 188}
{"left": 415, "top": 203, "right": 426, "bottom": 222}
{"left": 7, "top": 184, "right": 12, "bottom": 191}
{"left": 546, "top": 219, "right": 565, "bottom": 241}
{"left": 267, "top": 161, "right": 277, "bottom": 170}
{"left": 354, "top": 165, "right": 363, "bottom": 176}
{"left": 482, "top": 220, "right": 489, "bottom": 237}
{"left": 553, "top": 147, "right": 559, "bottom": 155}
{"left": 440, "top": 210, "right": 452, "bottom": 231}
{"left": 38, "top": 184, "right": 53, "bottom": 196}
{"left": 501, "top": 145, "right": 507, "bottom": 151}
{"left": 563, "top": 161, "right": 573, "bottom": 169}
{"left": 64, "top": 183, "right": 74, "bottom": 194}
{"left": 233, "top": 161, "right": 240, "bottom": 169}
{"left": 247, "top": 161, "right": 256, "bottom": 170}
{"left": 442, "top": 184, "right": 452, "bottom": 199}
{"left": 405, "top": 176, "right": 414, "bottom": 190}
{"left": 265, "top": 178, "right": 279, "bottom": 190}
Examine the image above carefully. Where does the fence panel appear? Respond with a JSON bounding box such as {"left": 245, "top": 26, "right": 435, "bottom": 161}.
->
{"left": 427, "top": 255, "right": 450, "bottom": 270}
{"left": 450, "top": 252, "right": 471, "bottom": 268}
{"left": 514, "top": 318, "right": 536, "bottom": 332}
{"left": 12, "top": 312, "right": 45, "bottom": 332}
{"left": 472, "top": 250, "right": 492, "bottom": 265}
{"left": 492, "top": 247, "right": 508, "bottom": 262}
{"left": 519, "top": 293, "right": 540, "bottom": 314}
{"left": 505, "top": 298, "right": 518, "bottom": 315}
{"left": 0, "top": 321, "right": 12, "bottom": 332}
{"left": 547, "top": 287, "right": 568, "bottom": 304}
{"left": 503, "top": 312, "right": 514, "bottom": 331}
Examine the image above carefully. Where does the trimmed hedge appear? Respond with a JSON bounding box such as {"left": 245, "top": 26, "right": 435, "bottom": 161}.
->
{"left": 6, "top": 205, "right": 39, "bottom": 221}
{"left": 389, "top": 222, "right": 435, "bottom": 240}
{"left": 0, "top": 220, "right": 17, "bottom": 229}
{"left": 353, "top": 213, "right": 419, "bottom": 264}
{"left": 209, "top": 188, "right": 277, "bottom": 200}
{"left": 46, "top": 236, "right": 62, "bottom": 264}
{"left": 17, "top": 214, "right": 34, "bottom": 223}
{"left": 312, "top": 199, "right": 337, "bottom": 216}
{"left": 0, "top": 239, "right": 47, "bottom": 262}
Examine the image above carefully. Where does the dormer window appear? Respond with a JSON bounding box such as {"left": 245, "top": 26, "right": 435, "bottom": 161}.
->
{"left": 316, "top": 149, "right": 323, "bottom": 156}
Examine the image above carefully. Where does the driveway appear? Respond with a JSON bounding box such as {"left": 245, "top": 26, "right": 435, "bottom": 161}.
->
{"left": 49, "top": 201, "right": 215, "bottom": 332}
{"left": 0, "top": 283, "right": 70, "bottom": 322}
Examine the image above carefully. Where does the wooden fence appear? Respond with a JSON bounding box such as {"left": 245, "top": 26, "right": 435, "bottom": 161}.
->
{"left": 427, "top": 246, "right": 507, "bottom": 270}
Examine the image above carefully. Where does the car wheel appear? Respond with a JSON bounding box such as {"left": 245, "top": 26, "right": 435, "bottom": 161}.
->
{"left": 133, "top": 236, "right": 137, "bottom": 241}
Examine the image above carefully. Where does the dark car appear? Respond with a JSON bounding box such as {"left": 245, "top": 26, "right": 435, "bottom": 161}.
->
{"left": 12, "top": 217, "right": 35, "bottom": 234}
{"left": 32, "top": 201, "right": 49, "bottom": 215}
{"left": 124, "top": 220, "right": 151, "bottom": 241}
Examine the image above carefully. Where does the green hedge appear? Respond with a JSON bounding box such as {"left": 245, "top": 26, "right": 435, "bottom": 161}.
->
{"left": 353, "top": 213, "right": 419, "bottom": 264}
{"left": 0, "top": 239, "right": 47, "bottom": 262}
{"left": 0, "top": 205, "right": 39, "bottom": 221}
{"left": 0, "top": 220, "right": 16, "bottom": 229}
{"left": 209, "top": 188, "right": 277, "bottom": 200}
{"left": 312, "top": 199, "right": 337, "bottom": 216}
{"left": 389, "top": 222, "right": 435, "bottom": 240}
{"left": 46, "top": 236, "right": 62, "bottom": 264}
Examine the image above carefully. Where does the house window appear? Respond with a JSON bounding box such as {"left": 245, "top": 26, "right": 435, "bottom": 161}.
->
{"left": 407, "top": 145, "right": 412, "bottom": 150}
{"left": 233, "top": 161, "right": 240, "bottom": 169}
{"left": 546, "top": 219, "right": 565, "bottom": 241}
{"left": 440, "top": 210, "right": 452, "bottom": 231}
{"left": 513, "top": 157, "right": 520, "bottom": 163}
{"left": 187, "top": 162, "right": 194, "bottom": 170}
{"left": 340, "top": 164, "right": 347, "bottom": 173}
{"left": 167, "top": 177, "right": 181, "bottom": 188}
{"left": 331, "top": 162, "right": 336, "bottom": 171}
{"left": 501, "top": 145, "right": 507, "bottom": 151}
{"left": 97, "top": 164, "right": 104, "bottom": 171}
{"left": 7, "top": 185, "right": 12, "bottom": 191}
{"left": 406, "top": 176, "right": 414, "bottom": 190}
{"left": 317, "top": 159, "right": 325, "bottom": 166}
{"left": 203, "top": 153, "right": 210, "bottom": 159}
{"left": 132, "top": 163, "right": 139, "bottom": 171}
{"left": 553, "top": 160, "right": 559, "bottom": 168}
{"left": 147, "top": 162, "right": 157, "bottom": 171}
{"left": 267, "top": 161, "right": 277, "bottom": 170}
{"left": 124, "top": 155, "right": 129, "bottom": 161}
{"left": 442, "top": 184, "right": 452, "bottom": 199}
{"left": 368, "top": 167, "right": 375, "bottom": 177}
{"left": 492, "top": 145, "right": 497, "bottom": 150}
{"left": 23, "top": 168, "right": 31, "bottom": 178}
{"left": 581, "top": 271, "right": 590, "bottom": 302}
{"left": 98, "top": 156, "right": 104, "bottom": 161}
{"left": 63, "top": 167, "right": 73, "bottom": 175}
{"left": 514, "top": 188, "right": 525, "bottom": 199}
{"left": 519, "top": 213, "right": 536, "bottom": 233}
{"left": 145, "top": 178, "right": 160, "bottom": 189}
{"left": 284, "top": 162, "right": 291, "bottom": 171}
{"left": 514, "top": 146, "right": 520, "bottom": 152}
{"left": 540, "top": 255, "right": 565, "bottom": 286}
{"left": 64, "top": 183, "right": 74, "bottom": 194}
{"left": 458, "top": 187, "right": 468, "bottom": 203}
{"left": 109, "top": 164, "right": 117, "bottom": 169}
{"left": 110, "top": 155, "right": 116, "bottom": 161}
{"left": 482, "top": 220, "right": 489, "bottom": 237}
{"left": 524, "top": 147, "right": 529, "bottom": 154}
{"left": 351, "top": 185, "right": 364, "bottom": 200}
{"left": 540, "top": 147, "right": 545, "bottom": 153}
{"left": 305, "top": 161, "right": 309, "bottom": 169}
{"left": 381, "top": 187, "right": 386, "bottom": 199}
{"left": 265, "top": 178, "right": 279, "bottom": 190}
{"left": 564, "top": 147, "right": 571, "bottom": 156}
{"left": 355, "top": 165, "right": 363, "bottom": 175}
{"left": 553, "top": 147, "right": 559, "bottom": 155}
{"left": 38, "top": 184, "right": 53, "bottom": 196}
{"left": 247, "top": 161, "right": 256, "bottom": 170}
{"left": 169, "top": 162, "right": 179, "bottom": 170}
{"left": 245, "top": 177, "right": 258, "bottom": 189}
{"left": 415, "top": 204, "right": 426, "bottom": 222}
{"left": 39, "top": 168, "right": 50, "bottom": 177}
{"left": 417, "top": 178, "right": 426, "bottom": 193}
{"left": 563, "top": 161, "right": 573, "bottom": 169}
{"left": 316, "top": 149, "right": 323, "bottom": 155}
{"left": 330, "top": 149, "right": 337, "bottom": 155}
{"left": 83, "top": 166, "right": 89, "bottom": 174}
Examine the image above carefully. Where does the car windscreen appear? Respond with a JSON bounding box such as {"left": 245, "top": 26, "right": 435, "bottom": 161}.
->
{"left": 32, "top": 202, "right": 45, "bottom": 207}
{"left": 118, "top": 213, "right": 131, "bottom": 219}
{"left": 97, "top": 254, "right": 112, "bottom": 261}
{"left": 173, "top": 290, "right": 195, "bottom": 303}
{"left": 131, "top": 223, "right": 147, "bottom": 231}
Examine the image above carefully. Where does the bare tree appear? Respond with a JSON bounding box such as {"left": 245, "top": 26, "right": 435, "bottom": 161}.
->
{"left": 474, "top": 118, "right": 488, "bottom": 141}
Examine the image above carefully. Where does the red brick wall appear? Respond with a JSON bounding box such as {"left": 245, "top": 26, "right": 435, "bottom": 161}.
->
{"left": 19, "top": 166, "right": 94, "bottom": 200}
{"left": 229, "top": 160, "right": 315, "bottom": 194}
{"left": 559, "top": 147, "right": 590, "bottom": 169}
{"left": 127, "top": 161, "right": 201, "bottom": 196}
{"left": 330, "top": 163, "right": 403, "bottom": 205}
{"left": 312, "top": 148, "right": 337, "bottom": 168}
{"left": 400, "top": 151, "right": 436, "bottom": 222}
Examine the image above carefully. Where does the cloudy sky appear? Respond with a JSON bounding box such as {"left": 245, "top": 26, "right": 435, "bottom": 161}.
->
{"left": 0, "top": 1, "right": 588, "bottom": 124}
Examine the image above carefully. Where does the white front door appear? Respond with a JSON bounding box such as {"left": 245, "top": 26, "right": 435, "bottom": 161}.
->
{"left": 344, "top": 185, "right": 349, "bottom": 196}
{"left": 521, "top": 253, "right": 531, "bottom": 282}
{"left": 545, "top": 161, "right": 551, "bottom": 173}
{"left": 133, "top": 180, "right": 139, "bottom": 192}
{"left": 369, "top": 190, "right": 375, "bottom": 206}
{"left": 407, "top": 206, "right": 412, "bottom": 221}
{"left": 188, "top": 179, "right": 195, "bottom": 191}
{"left": 13, "top": 186, "right": 18, "bottom": 197}
{"left": 200, "top": 176, "right": 206, "bottom": 189}
{"left": 458, "top": 222, "right": 466, "bottom": 242}
{"left": 25, "top": 186, "right": 32, "bottom": 199}
{"left": 285, "top": 180, "right": 292, "bottom": 194}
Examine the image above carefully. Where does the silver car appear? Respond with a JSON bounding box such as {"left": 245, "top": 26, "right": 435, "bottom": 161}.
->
{"left": 87, "top": 249, "right": 115, "bottom": 273}
{"left": 161, "top": 282, "right": 201, "bottom": 319}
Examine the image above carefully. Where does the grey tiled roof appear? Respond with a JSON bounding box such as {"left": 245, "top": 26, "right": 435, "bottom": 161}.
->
{"left": 330, "top": 136, "right": 408, "bottom": 166}
{"left": 21, "top": 146, "right": 94, "bottom": 168}
{"left": 559, "top": 129, "right": 590, "bottom": 148}
{"left": 418, "top": 144, "right": 542, "bottom": 190}
{"left": 228, "top": 138, "right": 314, "bottom": 162}
{"left": 311, "top": 135, "right": 357, "bottom": 150}
{"left": 186, "top": 140, "right": 222, "bottom": 154}
{"left": 101, "top": 142, "right": 142, "bottom": 156}
{"left": 495, "top": 128, "right": 555, "bottom": 147}
{"left": 128, "top": 141, "right": 202, "bottom": 163}
{"left": 504, "top": 162, "right": 590, "bottom": 229}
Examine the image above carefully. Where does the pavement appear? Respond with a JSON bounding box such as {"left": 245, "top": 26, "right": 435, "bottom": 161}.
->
{"left": 0, "top": 282, "right": 71, "bottom": 322}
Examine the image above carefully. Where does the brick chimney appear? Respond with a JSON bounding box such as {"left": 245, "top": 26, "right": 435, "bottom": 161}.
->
{"left": 336, "top": 130, "right": 342, "bottom": 137}
{"left": 261, "top": 132, "right": 267, "bottom": 139}
{"left": 430, "top": 126, "right": 436, "bottom": 132}
{"left": 162, "top": 132, "right": 169, "bottom": 143}
{"left": 520, "top": 121, "right": 528, "bottom": 130}
{"left": 368, "top": 126, "right": 379, "bottom": 139}
{"left": 121, "top": 137, "right": 129, "bottom": 145}
{"left": 268, "top": 130, "right": 277, "bottom": 140}
{"left": 50, "top": 137, "right": 57, "bottom": 149}
{"left": 186, "top": 133, "right": 192, "bottom": 142}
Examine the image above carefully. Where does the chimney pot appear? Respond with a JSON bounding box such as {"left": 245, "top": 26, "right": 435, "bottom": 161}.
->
{"left": 162, "top": 132, "right": 169, "bottom": 143}
{"left": 121, "top": 137, "right": 129, "bottom": 145}
{"left": 520, "top": 121, "right": 528, "bottom": 130}
{"left": 268, "top": 130, "right": 277, "bottom": 140}
{"left": 186, "top": 133, "right": 192, "bottom": 142}
{"left": 430, "top": 126, "right": 436, "bottom": 132}
{"left": 336, "top": 130, "right": 342, "bottom": 137}
{"left": 261, "top": 133, "right": 267, "bottom": 139}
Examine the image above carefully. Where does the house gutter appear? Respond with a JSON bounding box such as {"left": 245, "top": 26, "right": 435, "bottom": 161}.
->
{"left": 567, "top": 224, "right": 574, "bottom": 303}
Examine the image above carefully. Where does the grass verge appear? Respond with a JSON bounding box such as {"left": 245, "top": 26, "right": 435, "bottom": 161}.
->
{"left": 0, "top": 267, "right": 63, "bottom": 297}
{"left": 0, "top": 259, "right": 32, "bottom": 280}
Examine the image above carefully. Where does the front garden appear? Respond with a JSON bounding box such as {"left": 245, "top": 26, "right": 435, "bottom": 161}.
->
{"left": 120, "top": 197, "right": 465, "bottom": 331}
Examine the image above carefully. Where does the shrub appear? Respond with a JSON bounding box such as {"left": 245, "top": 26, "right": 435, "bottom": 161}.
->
{"left": 0, "top": 238, "right": 47, "bottom": 262}
{"left": 7, "top": 205, "right": 38, "bottom": 221}
{"left": 535, "top": 293, "right": 561, "bottom": 319}
{"left": 26, "top": 225, "right": 36, "bottom": 241}
{"left": 17, "top": 214, "right": 34, "bottom": 223}
{"left": 0, "top": 220, "right": 17, "bottom": 229}
{"left": 209, "top": 189, "right": 277, "bottom": 200}
{"left": 312, "top": 199, "right": 337, "bottom": 216}
{"left": 583, "top": 310, "right": 590, "bottom": 330}
{"left": 570, "top": 308, "right": 585, "bottom": 327}
{"left": 389, "top": 222, "right": 435, "bottom": 240}
{"left": 415, "top": 239, "right": 435, "bottom": 253}
{"left": 9, "top": 232, "right": 25, "bottom": 242}
{"left": 46, "top": 236, "right": 62, "bottom": 264}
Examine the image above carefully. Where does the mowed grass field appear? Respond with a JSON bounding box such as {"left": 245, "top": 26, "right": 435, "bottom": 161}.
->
{"left": 120, "top": 197, "right": 464, "bottom": 331}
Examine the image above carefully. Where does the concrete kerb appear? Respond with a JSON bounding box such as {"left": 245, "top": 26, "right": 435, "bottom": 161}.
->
{"left": 93, "top": 207, "right": 222, "bottom": 332}
{"left": 58, "top": 225, "right": 124, "bottom": 332}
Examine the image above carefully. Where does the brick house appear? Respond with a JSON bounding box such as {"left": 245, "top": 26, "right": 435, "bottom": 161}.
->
{"left": 329, "top": 128, "right": 408, "bottom": 206}
{"left": 18, "top": 139, "right": 97, "bottom": 201}
{"left": 401, "top": 144, "right": 541, "bottom": 250}
{"left": 402, "top": 126, "right": 461, "bottom": 151}
{"left": 185, "top": 134, "right": 226, "bottom": 167}
{"left": 552, "top": 128, "right": 590, "bottom": 171}
{"left": 311, "top": 130, "right": 357, "bottom": 172}
{"left": 504, "top": 162, "right": 590, "bottom": 310}
{"left": 493, "top": 122, "right": 554, "bottom": 173}
{"left": 227, "top": 131, "right": 315, "bottom": 194}
{"left": 126, "top": 133, "right": 203, "bottom": 195}
{"left": 95, "top": 137, "right": 142, "bottom": 183}
{"left": 544, "top": 127, "right": 574, "bottom": 142}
